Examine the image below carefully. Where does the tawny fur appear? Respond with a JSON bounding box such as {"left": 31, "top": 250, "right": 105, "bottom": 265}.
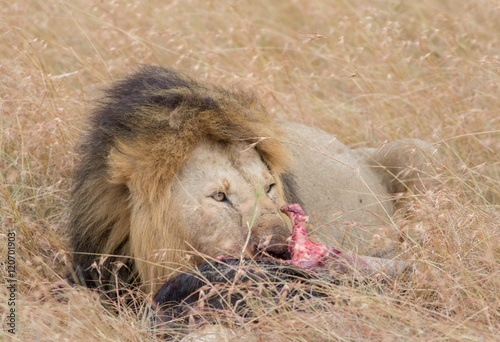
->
{"left": 69, "top": 66, "right": 291, "bottom": 293}
{"left": 280, "top": 122, "right": 438, "bottom": 256}
{"left": 69, "top": 66, "right": 439, "bottom": 294}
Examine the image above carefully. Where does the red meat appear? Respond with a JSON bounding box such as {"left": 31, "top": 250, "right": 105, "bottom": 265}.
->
{"left": 280, "top": 203, "right": 342, "bottom": 268}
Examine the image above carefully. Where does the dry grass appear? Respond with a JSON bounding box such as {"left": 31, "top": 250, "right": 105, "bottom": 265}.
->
{"left": 1, "top": 0, "right": 499, "bottom": 340}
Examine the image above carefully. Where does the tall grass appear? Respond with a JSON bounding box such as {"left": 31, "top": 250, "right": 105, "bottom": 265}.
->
{"left": 1, "top": 0, "right": 499, "bottom": 340}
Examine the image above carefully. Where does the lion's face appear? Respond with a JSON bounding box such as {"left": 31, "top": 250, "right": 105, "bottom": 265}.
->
{"left": 170, "top": 140, "right": 291, "bottom": 261}
{"left": 71, "top": 67, "right": 293, "bottom": 293}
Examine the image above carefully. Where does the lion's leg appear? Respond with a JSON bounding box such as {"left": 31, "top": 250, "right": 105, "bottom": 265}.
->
{"left": 357, "top": 139, "right": 440, "bottom": 259}
{"left": 360, "top": 138, "right": 439, "bottom": 209}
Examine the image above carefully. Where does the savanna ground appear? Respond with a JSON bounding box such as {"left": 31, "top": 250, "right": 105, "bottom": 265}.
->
{"left": 1, "top": 0, "right": 499, "bottom": 340}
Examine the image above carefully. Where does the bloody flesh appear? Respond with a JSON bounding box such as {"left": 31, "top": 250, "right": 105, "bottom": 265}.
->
{"left": 280, "top": 204, "right": 342, "bottom": 268}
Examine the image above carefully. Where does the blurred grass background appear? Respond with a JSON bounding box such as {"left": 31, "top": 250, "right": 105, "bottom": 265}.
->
{"left": 1, "top": 0, "right": 499, "bottom": 340}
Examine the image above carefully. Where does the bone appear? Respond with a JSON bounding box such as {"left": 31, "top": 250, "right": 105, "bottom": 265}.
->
{"left": 280, "top": 204, "right": 412, "bottom": 278}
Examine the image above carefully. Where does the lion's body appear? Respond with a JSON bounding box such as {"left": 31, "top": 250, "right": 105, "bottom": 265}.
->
{"left": 69, "top": 66, "right": 436, "bottom": 293}
{"left": 282, "top": 121, "right": 436, "bottom": 256}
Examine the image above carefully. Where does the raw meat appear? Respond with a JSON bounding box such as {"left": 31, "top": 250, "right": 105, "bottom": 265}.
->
{"left": 280, "top": 203, "right": 342, "bottom": 268}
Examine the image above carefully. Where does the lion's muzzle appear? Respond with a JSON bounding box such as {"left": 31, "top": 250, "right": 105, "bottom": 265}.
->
{"left": 247, "top": 223, "right": 291, "bottom": 260}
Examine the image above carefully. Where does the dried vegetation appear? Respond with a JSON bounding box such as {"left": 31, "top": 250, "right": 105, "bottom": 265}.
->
{"left": 1, "top": 0, "right": 499, "bottom": 340}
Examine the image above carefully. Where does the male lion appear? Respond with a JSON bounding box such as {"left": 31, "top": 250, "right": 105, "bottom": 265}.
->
{"left": 69, "top": 66, "right": 437, "bottom": 294}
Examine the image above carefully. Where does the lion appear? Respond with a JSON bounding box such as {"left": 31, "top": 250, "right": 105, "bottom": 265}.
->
{"left": 69, "top": 66, "right": 438, "bottom": 294}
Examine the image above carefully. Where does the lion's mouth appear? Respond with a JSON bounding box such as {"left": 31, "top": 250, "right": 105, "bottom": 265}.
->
{"left": 216, "top": 242, "right": 291, "bottom": 262}
{"left": 255, "top": 244, "right": 291, "bottom": 261}
{"left": 247, "top": 234, "right": 291, "bottom": 261}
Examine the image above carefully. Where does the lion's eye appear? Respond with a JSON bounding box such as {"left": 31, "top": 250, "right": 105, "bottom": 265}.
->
{"left": 266, "top": 183, "right": 275, "bottom": 194}
{"left": 212, "top": 192, "right": 227, "bottom": 202}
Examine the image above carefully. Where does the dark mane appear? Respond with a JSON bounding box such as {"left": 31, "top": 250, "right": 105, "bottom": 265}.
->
{"left": 68, "top": 66, "right": 291, "bottom": 295}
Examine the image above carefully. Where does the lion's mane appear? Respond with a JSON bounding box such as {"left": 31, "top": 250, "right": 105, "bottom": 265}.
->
{"left": 69, "top": 66, "right": 290, "bottom": 293}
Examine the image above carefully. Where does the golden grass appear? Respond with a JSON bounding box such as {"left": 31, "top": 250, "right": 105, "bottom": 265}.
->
{"left": 1, "top": 0, "right": 499, "bottom": 340}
